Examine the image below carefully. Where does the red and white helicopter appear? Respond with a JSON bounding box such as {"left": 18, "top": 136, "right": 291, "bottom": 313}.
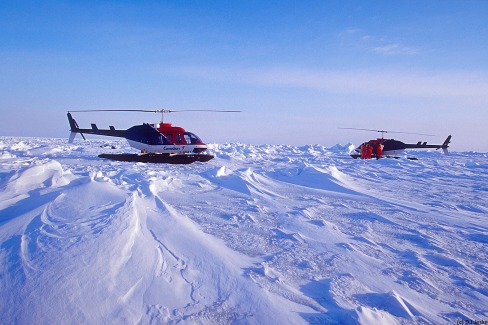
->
{"left": 67, "top": 109, "right": 240, "bottom": 164}
{"left": 340, "top": 128, "right": 452, "bottom": 160}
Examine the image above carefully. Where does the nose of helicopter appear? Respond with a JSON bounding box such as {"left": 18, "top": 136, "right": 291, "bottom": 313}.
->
{"left": 192, "top": 145, "right": 208, "bottom": 153}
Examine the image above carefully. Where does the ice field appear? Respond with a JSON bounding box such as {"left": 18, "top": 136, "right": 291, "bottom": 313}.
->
{"left": 0, "top": 136, "right": 487, "bottom": 324}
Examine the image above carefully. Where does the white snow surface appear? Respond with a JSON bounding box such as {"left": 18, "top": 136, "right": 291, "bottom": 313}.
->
{"left": 0, "top": 136, "right": 487, "bottom": 324}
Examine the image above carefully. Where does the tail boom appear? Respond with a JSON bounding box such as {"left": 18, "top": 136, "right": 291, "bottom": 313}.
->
{"left": 67, "top": 112, "right": 125, "bottom": 142}
{"left": 404, "top": 135, "right": 451, "bottom": 152}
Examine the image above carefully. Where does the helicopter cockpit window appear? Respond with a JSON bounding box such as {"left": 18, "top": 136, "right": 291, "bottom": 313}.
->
{"left": 184, "top": 132, "right": 202, "bottom": 144}
{"left": 184, "top": 134, "right": 191, "bottom": 144}
{"left": 166, "top": 134, "right": 173, "bottom": 144}
{"left": 176, "top": 134, "right": 183, "bottom": 144}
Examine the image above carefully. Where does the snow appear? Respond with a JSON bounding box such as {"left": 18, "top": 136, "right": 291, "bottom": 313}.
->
{"left": 0, "top": 136, "right": 487, "bottom": 324}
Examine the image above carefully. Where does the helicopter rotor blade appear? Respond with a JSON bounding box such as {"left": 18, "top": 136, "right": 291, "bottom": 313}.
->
{"left": 339, "top": 127, "right": 385, "bottom": 132}
{"left": 67, "top": 109, "right": 242, "bottom": 124}
{"left": 386, "top": 131, "right": 436, "bottom": 136}
{"left": 68, "top": 109, "right": 159, "bottom": 113}
{"left": 338, "top": 127, "right": 435, "bottom": 137}
{"left": 68, "top": 109, "right": 242, "bottom": 113}
{"left": 162, "top": 109, "right": 242, "bottom": 113}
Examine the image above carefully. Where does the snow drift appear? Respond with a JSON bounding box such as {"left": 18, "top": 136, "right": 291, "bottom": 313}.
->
{"left": 0, "top": 137, "right": 487, "bottom": 324}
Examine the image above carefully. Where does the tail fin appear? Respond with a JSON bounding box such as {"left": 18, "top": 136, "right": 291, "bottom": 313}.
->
{"left": 68, "top": 132, "right": 76, "bottom": 143}
{"left": 441, "top": 135, "right": 451, "bottom": 154}
{"left": 67, "top": 112, "right": 85, "bottom": 142}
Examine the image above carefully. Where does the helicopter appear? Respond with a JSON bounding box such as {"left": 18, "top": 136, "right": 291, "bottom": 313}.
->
{"left": 67, "top": 109, "right": 240, "bottom": 164}
{"left": 340, "top": 128, "right": 452, "bottom": 160}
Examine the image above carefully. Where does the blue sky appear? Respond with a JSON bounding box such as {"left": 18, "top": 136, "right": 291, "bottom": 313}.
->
{"left": 1, "top": 1, "right": 487, "bottom": 151}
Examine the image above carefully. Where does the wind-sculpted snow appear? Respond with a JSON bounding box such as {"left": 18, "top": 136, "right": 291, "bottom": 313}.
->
{"left": 0, "top": 137, "right": 487, "bottom": 324}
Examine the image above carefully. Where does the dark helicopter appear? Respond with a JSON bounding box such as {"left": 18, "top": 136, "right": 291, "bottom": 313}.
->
{"left": 340, "top": 128, "right": 452, "bottom": 159}
{"left": 67, "top": 109, "right": 240, "bottom": 164}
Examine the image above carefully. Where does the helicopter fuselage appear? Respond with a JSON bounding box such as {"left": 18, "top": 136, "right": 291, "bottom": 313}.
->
{"left": 67, "top": 112, "right": 208, "bottom": 154}
{"left": 352, "top": 136, "right": 451, "bottom": 159}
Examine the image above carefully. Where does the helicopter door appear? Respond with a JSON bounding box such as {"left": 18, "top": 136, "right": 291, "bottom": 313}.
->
{"left": 175, "top": 134, "right": 184, "bottom": 144}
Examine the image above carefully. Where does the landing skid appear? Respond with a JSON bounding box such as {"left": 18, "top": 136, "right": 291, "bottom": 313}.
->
{"left": 350, "top": 154, "right": 418, "bottom": 160}
{"left": 98, "top": 153, "right": 214, "bottom": 164}
{"left": 386, "top": 156, "right": 419, "bottom": 160}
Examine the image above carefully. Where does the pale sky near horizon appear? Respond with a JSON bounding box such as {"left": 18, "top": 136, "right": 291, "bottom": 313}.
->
{"left": 1, "top": 1, "right": 487, "bottom": 151}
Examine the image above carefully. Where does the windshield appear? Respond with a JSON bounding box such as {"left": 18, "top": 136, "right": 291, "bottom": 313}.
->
{"left": 184, "top": 132, "right": 202, "bottom": 145}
